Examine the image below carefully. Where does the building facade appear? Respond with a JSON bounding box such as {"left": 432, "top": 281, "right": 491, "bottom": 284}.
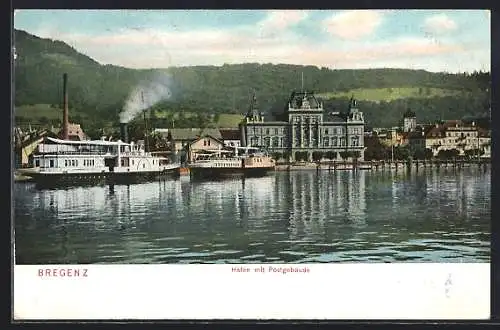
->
{"left": 239, "top": 91, "right": 365, "bottom": 161}
{"left": 219, "top": 128, "right": 242, "bottom": 148}
{"left": 407, "top": 120, "right": 491, "bottom": 158}
{"left": 403, "top": 110, "right": 417, "bottom": 132}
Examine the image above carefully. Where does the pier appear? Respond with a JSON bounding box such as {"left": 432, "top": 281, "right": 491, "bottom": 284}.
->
{"left": 275, "top": 159, "right": 490, "bottom": 172}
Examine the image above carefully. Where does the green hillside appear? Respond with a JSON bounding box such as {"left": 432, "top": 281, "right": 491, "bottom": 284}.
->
{"left": 13, "top": 29, "right": 491, "bottom": 134}
{"left": 317, "top": 87, "right": 465, "bottom": 102}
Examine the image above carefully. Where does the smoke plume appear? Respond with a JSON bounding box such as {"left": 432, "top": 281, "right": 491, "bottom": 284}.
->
{"left": 119, "top": 73, "right": 173, "bottom": 123}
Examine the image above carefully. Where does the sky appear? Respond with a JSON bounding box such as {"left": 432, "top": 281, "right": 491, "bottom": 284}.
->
{"left": 14, "top": 9, "right": 491, "bottom": 73}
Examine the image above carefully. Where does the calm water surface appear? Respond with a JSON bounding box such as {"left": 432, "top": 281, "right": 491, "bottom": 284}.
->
{"left": 14, "top": 168, "right": 490, "bottom": 264}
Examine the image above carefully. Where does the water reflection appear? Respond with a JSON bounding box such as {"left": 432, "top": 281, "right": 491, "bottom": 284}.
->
{"left": 14, "top": 168, "right": 490, "bottom": 264}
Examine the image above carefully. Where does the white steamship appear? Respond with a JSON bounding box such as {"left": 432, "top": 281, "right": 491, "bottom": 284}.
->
{"left": 19, "top": 73, "right": 180, "bottom": 186}
{"left": 188, "top": 146, "right": 275, "bottom": 179}
{"left": 21, "top": 136, "right": 180, "bottom": 186}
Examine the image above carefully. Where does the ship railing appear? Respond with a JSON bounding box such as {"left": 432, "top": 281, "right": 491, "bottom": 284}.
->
{"left": 37, "top": 167, "right": 108, "bottom": 173}
{"left": 35, "top": 151, "right": 111, "bottom": 156}
{"left": 120, "top": 151, "right": 147, "bottom": 157}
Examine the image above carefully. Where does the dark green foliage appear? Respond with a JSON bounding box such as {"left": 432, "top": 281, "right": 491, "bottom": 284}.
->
{"left": 324, "top": 151, "right": 336, "bottom": 160}
{"left": 312, "top": 151, "right": 323, "bottom": 162}
{"left": 437, "top": 149, "right": 460, "bottom": 159}
{"left": 272, "top": 152, "right": 283, "bottom": 161}
{"left": 294, "top": 151, "right": 309, "bottom": 161}
{"left": 14, "top": 29, "right": 491, "bottom": 133}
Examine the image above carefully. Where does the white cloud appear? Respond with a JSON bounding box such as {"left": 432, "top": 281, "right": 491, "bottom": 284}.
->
{"left": 258, "top": 10, "right": 309, "bottom": 31}
{"left": 26, "top": 12, "right": 488, "bottom": 73}
{"left": 423, "top": 14, "right": 458, "bottom": 35}
{"left": 322, "top": 10, "right": 383, "bottom": 40}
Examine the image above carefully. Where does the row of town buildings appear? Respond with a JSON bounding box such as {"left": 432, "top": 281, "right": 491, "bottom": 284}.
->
{"left": 15, "top": 91, "right": 491, "bottom": 167}
{"left": 372, "top": 109, "right": 491, "bottom": 158}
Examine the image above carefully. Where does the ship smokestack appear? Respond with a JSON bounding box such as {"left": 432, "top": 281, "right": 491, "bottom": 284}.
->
{"left": 120, "top": 123, "right": 129, "bottom": 143}
{"left": 62, "top": 73, "right": 69, "bottom": 140}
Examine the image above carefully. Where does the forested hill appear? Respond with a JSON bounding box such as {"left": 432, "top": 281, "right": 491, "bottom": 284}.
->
{"left": 14, "top": 28, "right": 491, "bottom": 130}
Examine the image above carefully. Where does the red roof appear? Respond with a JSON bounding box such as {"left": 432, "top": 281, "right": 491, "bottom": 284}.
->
{"left": 442, "top": 120, "right": 463, "bottom": 128}
{"left": 219, "top": 129, "right": 241, "bottom": 141}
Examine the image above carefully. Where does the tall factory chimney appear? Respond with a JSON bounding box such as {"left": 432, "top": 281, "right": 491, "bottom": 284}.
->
{"left": 62, "top": 73, "right": 69, "bottom": 140}
{"left": 120, "top": 123, "right": 129, "bottom": 143}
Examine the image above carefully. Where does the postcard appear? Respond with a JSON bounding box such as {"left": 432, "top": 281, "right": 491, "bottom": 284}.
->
{"left": 12, "top": 9, "right": 491, "bottom": 320}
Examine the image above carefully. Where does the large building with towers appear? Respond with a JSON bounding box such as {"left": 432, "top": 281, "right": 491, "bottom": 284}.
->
{"left": 239, "top": 91, "right": 366, "bottom": 161}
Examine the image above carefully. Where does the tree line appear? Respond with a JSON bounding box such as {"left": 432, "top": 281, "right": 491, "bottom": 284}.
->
{"left": 14, "top": 29, "right": 491, "bottom": 134}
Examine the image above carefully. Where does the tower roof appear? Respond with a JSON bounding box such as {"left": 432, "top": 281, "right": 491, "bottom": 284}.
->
{"left": 287, "top": 90, "right": 321, "bottom": 110}
{"left": 403, "top": 109, "right": 416, "bottom": 118}
{"left": 245, "top": 92, "right": 260, "bottom": 119}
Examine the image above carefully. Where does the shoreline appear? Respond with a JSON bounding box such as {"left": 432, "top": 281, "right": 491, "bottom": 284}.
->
{"left": 275, "top": 159, "right": 491, "bottom": 171}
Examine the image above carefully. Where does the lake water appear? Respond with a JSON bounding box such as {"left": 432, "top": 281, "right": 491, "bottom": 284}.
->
{"left": 14, "top": 168, "right": 490, "bottom": 264}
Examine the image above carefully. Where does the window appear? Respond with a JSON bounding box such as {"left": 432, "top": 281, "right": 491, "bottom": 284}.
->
{"left": 274, "top": 128, "right": 279, "bottom": 135}
{"left": 35, "top": 160, "right": 39, "bottom": 167}
{"left": 324, "top": 128, "right": 329, "bottom": 135}
{"left": 264, "top": 137, "right": 271, "bottom": 147}
{"left": 273, "top": 138, "right": 279, "bottom": 147}
{"left": 65, "top": 160, "right": 68, "bottom": 167}
{"left": 332, "top": 137, "right": 338, "bottom": 147}
{"left": 351, "top": 136, "right": 359, "bottom": 146}
{"left": 339, "top": 137, "right": 345, "bottom": 146}
{"left": 49, "top": 160, "right": 54, "bottom": 168}
{"left": 250, "top": 137, "right": 259, "bottom": 146}
{"left": 323, "top": 137, "right": 330, "bottom": 147}
{"left": 131, "top": 160, "right": 134, "bottom": 165}
{"left": 266, "top": 129, "right": 270, "bottom": 135}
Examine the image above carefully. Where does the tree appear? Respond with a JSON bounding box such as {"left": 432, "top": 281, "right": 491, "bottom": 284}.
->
{"left": 282, "top": 151, "right": 291, "bottom": 162}
{"left": 351, "top": 151, "right": 361, "bottom": 159}
{"left": 412, "top": 147, "right": 425, "bottom": 160}
{"left": 312, "top": 151, "right": 324, "bottom": 162}
{"left": 393, "top": 146, "right": 410, "bottom": 160}
{"left": 363, "top": 136, "right": 387, "bottom": 161}
{"left": 272, "top": 152, "right": 283, "bottom": 161}
{"left": 424, "top": 148, "right": 434, "bottom": 160}
{"left": 464, "top": 148, "right": 484, "bottom": 159}
{"left": 295, "top": 151, "right": 308, "bottom": 161}
{"left": 324, "top": 151, "right": 337, "bottom": 160}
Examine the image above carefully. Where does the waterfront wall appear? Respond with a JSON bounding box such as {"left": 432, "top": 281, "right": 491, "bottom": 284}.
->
{"left": 275, "top": 159, "right": 490, "bottom": 171}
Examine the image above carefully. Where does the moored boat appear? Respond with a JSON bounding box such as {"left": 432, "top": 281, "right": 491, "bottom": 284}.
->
{"left": 188, "top": 146, "right": 275, "bottom": 180}
{"left": 20, "top": 137, "right": 181, "bottom": 187}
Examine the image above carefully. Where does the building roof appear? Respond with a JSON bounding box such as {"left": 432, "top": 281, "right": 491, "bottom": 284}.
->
{"left": 403, "top": 109, "right": 416, "bottom": 118}
{"left": 166, "top": 128, "right": 222, "bottom": 141}
{"left": 442, "top": 120, "right": 463, "bottom": 128}
{"left": 44, "top": 136, "right": 130, "bottom": 146}
{"left": 425, "top": 125, "right": 446, "bottom": 138}
{"left": 18, "top": 129, "right": 59, "bottom": 149}
{"left": 189, "top": 134, "right": 224, "bottom": 146}
{"left": 287, "top": 90, "right": 322, "bottom": 110}
{"left": 57, "top": 122, "right": 87, "bottom": 141}
{"left": 219, "top": 129, "right": 241, "bottom": 141}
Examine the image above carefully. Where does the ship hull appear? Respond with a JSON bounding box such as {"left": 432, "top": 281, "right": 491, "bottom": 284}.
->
{"left": 24, "top": 168, "right": 180, "bottom": 188}
{"left": 188, "top": 166, "right": 274, "bottom": 180}
{"left": 108, "top": 168, "right": 180, "bottom": 184}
